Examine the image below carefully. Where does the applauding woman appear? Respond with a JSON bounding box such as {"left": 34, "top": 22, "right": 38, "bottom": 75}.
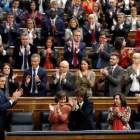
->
{"left": 48, "top": 91, "right": 71, "bottom": 131}
{"left": 1, "top": 63, "right": 18, "bottom": 97}
{"left": 75, "top": 57, "right": 95, "bottom": 97}
{"left": 107, "top": 93, "right": 131, "bottom": 130}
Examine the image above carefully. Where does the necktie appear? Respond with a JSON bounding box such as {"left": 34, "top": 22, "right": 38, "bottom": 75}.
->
{"left": 73, "top": 47, "right": 78, "bottom": 67}
{"left": 110, "top": 67, "right": 113, "bottom": 75}
{"left": 96, "top": 52, "right": 101, "bottom": 69}
{"left": 92, "top": 28, "right": 95, "bottom": 43}
{"left": 8, "top": 24, "right": 11, "bottom": 46}
{"left": 59, "top": 77, "right": 63, "bottom": 91}
{"left": 32, "top": 69, "right": 36, "bottom": 94}
{"left": 24, "top": 46, "right": 27, "bottom": 69}
{"left": 52, "top": 20, "right": 55, "bottom": 42}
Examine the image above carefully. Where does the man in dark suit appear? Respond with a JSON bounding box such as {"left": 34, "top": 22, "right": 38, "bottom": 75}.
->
{"left": 105, "top": 0, "right": 121, "bottom": 29}
{"left": 0, "top": 13, "right": 20, "bottom": 46}
{"left": 0, "top": 73, "right": 23, "bottom": 140}
{"left": 42, "top": 8, "right": 65, "bottom": 46}
{"left": 88, "top": 31, "right": 113, "bottom": 69}
{"left": 64, "top": 29, "right": 86, "bottom": 69}
{"left": 100, "top": 0, "right": 110, "bottom": 13}
{"left": 98, "top": 52, "right": 124, "bottom": 96}
{"left": 109, "top": 13, "right": 131, "bottom": 46}
{"left": 45, "top": 0, "right": 64, "bottom": 21}
{"left": 83, "top": 14, "right": 104, "bottom": 47}
{"left": 12, "top": 33, "right": 38, "bottom": 69}
{"left": 67, "top": 0, "right": 86, "bottom": 27}
{"left": 6, "top": 0, "right": 23, "bottom": 25}
{"left": 21, "top": 54, "right": 47, "bottom": 97}
{"left": 49, "top": 60, "right": 75, "bottom": 96}
{"left": 0, "top": 35, "right": 11, "bottom": 69}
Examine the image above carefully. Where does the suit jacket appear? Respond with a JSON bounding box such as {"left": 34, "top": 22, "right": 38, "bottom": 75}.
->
{"left": 63, "top": 41, "right": 86, "bottom": 69}
{"left": 124, "top": 66, "right": 140, "bottom": 96}
{"left": 21, "top": 67, "right": 47, "bottom": 97}
{"left": 67, "top": 6, "right": 86, "bottom": 27}
{"left": 45, "top": 9, "right": 64, "bottom": 21}
{"left": 19, "top": 1, "right": 30, "bottom": 12}
{"left": 69, "top": 99, "right": 95, "bottom": 130}
{"left": 138, "top": 104, "right": 140, "bottom": 116}
{"left": 40, "top": 48, "right": 59, "bottom": 69}
{"left": 34, "top": 0, "right": 48, "bottom": 12}
{"left": 49, "top": 71, "right": 75, "bottom": 96}
{"left": 83, "top": 23, "right": 104, "bottom": 47}
{"left": 100, "top": 0, "right": 110, "bottom": 13}
{"left": 0, "top": 44, "right": 11, "bottom": 69}
{"left": 88, "top": 42, "right": 113, "bottom": 69}
{"left": 98, "top": 65, "right": 124, "bottom": 96}
{"left": 0, "top": 7, "right": 3, "bottom": 23}
{"left": 0, "top": 22, "right": 20, "bottom": 46}
{"left": 41, "top": 17, "right": 65, "bottom": 46}
{"left": 6, "top": 8, "right": 23, "bottom": 24}
{"left": 12, "top": 43, "right": 38, "bottom": 69}
{"left": 109, "top": 22, "right": 131, "bottom": 46}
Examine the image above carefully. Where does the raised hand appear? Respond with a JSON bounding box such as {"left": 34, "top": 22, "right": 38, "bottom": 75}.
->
{"left": 0, "top": 45, "right": 3, "bottom": 53}
{"left": 78, "top": 11, "right": 83, "bottom": 16}
{"left": 11, "top": 88, "right": 23, "bottom": 102}
{"left": 26, "top": 75, "right": 31, "bottom": 85}
{"left": 68, "top": 40, "right": 72, "bottom": 49}
{"left": 12, "top": 73, "right": 17, "bottom": 80}
{"left": 96, "top": 23, "right": 100, "bottom": 29}
{"left": 114, "top": 107, "right": 119, "bottom": 115}
{"left": 62, "top": 73, "right": 66, "bottom": 82}
{"left": 78, "top": 70, "right": 82, "bottom": 78}
{"left": 6, "top": 22, "right": 9, "bottom": 31}
{"left": 113, "top": 18, "right": 117, "bottom": 26}
{"left": 49, "top": 104, "right": 54, "bottom": 112}
{"left": 135, "top": 93, "right": 140, "bottom": 103}
{"left": 73, "top": 9, "right": 77, "bottom": 17}
{"left": 132, "top": 64, "right": 138, "bottom": 75}
{"left": 35, "top": 75, "right": 40, "bottom": 83}
{"left": 20, "top": 45, "right": 23, "bottom": 54}
{"left": 109, "top": 10, "right": 113, "bottom": 17}
{"left": 26, "top": 45, "right": 30, "bottom": 53}
{"left": 47, "top": 48, "right": 52, "bottom": 54}
{"left": 56, "top": 71, "right": 60, "bottom": 80}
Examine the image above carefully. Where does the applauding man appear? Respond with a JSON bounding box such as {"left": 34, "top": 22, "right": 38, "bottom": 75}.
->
{"left": 49, "top": 61, "right": 75, "bottom": 96}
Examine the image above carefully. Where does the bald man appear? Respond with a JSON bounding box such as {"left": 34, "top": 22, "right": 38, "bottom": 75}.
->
{"left": 49, "top": 61, "right": 75, "bottom": 96}
{"left": 125, "top": 53, "right": 140, "bottom": 96}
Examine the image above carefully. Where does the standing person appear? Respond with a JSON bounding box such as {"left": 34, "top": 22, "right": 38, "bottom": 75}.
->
{"left": 98, "top": 52, "right": 124, "bottom": 96}
{"left": 107, "top": 93, "right": 131, "bottom": 130}
{"left": 0, "top": 73, "right": 23, "bottom": 140}
{"left": 75, "top": 57, "right": 95, "bottom": 97}
{"left": 21, "top": 54, "right": 47, "bottom": 97}
{"left": 49, "top": 91, "right": 71, "bottom": 131}
{"left": 69, "top": 87, "right": 95, "bottom": 130}
{"left": 1, "top": 63, "right": 18, "bottom": 97}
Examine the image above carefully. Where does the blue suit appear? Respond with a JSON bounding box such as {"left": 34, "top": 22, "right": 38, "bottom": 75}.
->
{"left": 21, "top": 67, "right": 47, "bottom": 97}
{"left": 41, "top": 17, "right": 65, "bottom": 46}
{"left": 83, "top": 23, "right": 104, "bottom": 47}
{"left": 64, "top": 41, "right": 86, "bottom": 69}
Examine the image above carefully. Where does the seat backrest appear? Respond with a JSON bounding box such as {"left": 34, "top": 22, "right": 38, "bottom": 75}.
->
{"left": 100, "top": 110, "right": 109, "bottom": 122}
{"left": 10, "top": 112, "right": 34, "bottom": 132}
{"left": 95, "top": 82, "right": 105, "bottom": 97}
{"left": 93, "top": 110, "right": 96, "bottom": 122}
{"left": 131, "top": 110, "right": 140, "bottom": 122}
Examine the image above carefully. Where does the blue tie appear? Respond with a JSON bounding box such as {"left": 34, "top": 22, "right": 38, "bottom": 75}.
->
{"left": 32, "top": 69, "right": 36, "bottom": 94}
{"left": 59, "top": 79, "right": 63, "bottom": 91}
{"left": 96, "top": 52, "right": 101, "bottom": 69}
{"left": 24, "top": 46, "right": 27, "bottom": 69}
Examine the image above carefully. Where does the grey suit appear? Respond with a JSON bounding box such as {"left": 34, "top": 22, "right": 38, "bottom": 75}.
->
{"left": 88, "top": 42, "right": 113, "bottom": 69}
{"left": 0, "top": 8, "right": 3, "bottom": 23}
{"left": 49, "top": 71, "right": 75, "bottom": 96}
{"left": 126, "top": 17, "right": 140, "bottom": 31}
{"left": 98, "top": 65, "right": 124, "bottom": 96}
{"left": 124, "top": 66, "right": 140, "bottom": 96}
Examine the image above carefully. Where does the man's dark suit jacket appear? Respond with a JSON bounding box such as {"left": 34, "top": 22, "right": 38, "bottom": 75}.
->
{"left": 63, "top": 41, "right": 86, "bottom": 69}
{"left": 45, "top": 9, "right": 64, "bottom": 21}
{"left": 88, "top": 42, "right": 113, "bottom": 69}
{"left": 0, "top": 23, "right": 20, "bottom": 46}
{"left": 83, "top": 23, "right": 104, "bottom": 47}
{"left": 69, "top": 99, "right": 95, "bottom": 130}
{"left": 0, "top": 44, "right": 11, "bottom": 69}
{"left": 21, "top": 67, "right": 47, "bottom": 97}
{"left": 41, "top": 17, "right": 65, "bottom": 46}
{"left": 12, "top": 43, "right": 38, "bottom": 69}
{"left": 109, "top": 22, "right": 131, "bottom": 46}
{"left": 98, "top": 65, "right": 124, "bottom": 96}
{"left": 49, "top": 71, "right": 75, "bottom": 96}
{"left": 100, "top": 0, "right": 110, "bottom": 13}
{"left": 67, "top": 6, "right": 86, "bottom": 27}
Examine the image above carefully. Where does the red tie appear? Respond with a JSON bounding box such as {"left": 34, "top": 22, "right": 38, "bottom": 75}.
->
{"left": 73, "top": 46, "right": 78, "bottom": 67}
{"left": 52, "top": 20, "right": 55, "bottom": 41}
{"left": 92, "top": 28, "right": 95, "bottom": 43}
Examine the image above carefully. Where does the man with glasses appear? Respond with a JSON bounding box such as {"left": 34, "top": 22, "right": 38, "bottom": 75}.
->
{"left": 125, "top": 53, "right": 140, "bottom": 96}
{"left": 49, "top": 60, "right": 75, "bottom": 96}
{"left": 88, "top": 31, "right": 113, "bottom": 69}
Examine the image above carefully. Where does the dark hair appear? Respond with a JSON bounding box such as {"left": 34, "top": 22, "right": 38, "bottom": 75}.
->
{"left": 12, "top": 0, "right": 19, "bottom": 4}
{"left": 99, "top": 31, "right": 108, "bottom": 38}
{"left": 73, "top": 87, "right": 89, "bottom": 101}
{"left": 0, "top": 73, "right": 5, "bottom": 78}
{"left": 45, "top": 37, "right": 55, "bottom": 50}
{"left": 29, "top": 1, "right": 37, "bottom": 13}
{"left": 110, "top": 52, "right": 120, "bottom": 59}
{"left": 114, "top": 37, "right": 124, "bottom": 50}
{"left": 113, "top": 93, "right": 127, "bottom": 107}
{"left": 1, "top": 63, "right": 13, "bottom": 77}
{"left": 6, "top": 13, "right": 14, "bottom": 18}
{"left": 79, "top": 57, "right": 92, "bottom": 70}
{"left": 55, "top": 91, "right": 68, "bottom": 103}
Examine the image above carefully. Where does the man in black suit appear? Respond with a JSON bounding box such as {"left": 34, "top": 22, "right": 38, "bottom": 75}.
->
{"left": 0, "top": 13, "right": 20, "bottom": 46}
{"left": 109, "top": 13, "right": 131, "bottom": 46}
{"left": 0, "top": 35, "right": 11, "bottom": 69}
{"left": 0, "top": 73, "right": 23, "bottom": 140}
{"left": 49, "top": 60, "right": 75, "bottom": 96}
{"left": 12, "top": 33, "right": 38, "bottom": 69}
{"left": 98, "top": 52, "right": 124, "bottom": 96}
{"left": 67, "top": 0, "right": 86, "bottom": 27}
{"left": 45, "top": 0, "right": 64, "bottom": 21}
{"left": 88, "top": 31, "right": 113, "bottom": 69}
{"left": 21, "top": 54, "right": 47, "bottom": 97}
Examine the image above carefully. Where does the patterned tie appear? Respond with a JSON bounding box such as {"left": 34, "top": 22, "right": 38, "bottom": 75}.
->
{"left": 24, "top": 46, "right": 27, "bottom": 69}
{"left": 32, "top": 69, "right": 36, "bottom": 94}
{"left": 52, "top": 20, "right": 55, "bottom": 41}
{"left": 73, "top": 45, "right": 78, "bottom": 67}
{"left": 92, "top": 28, "right": 95, "bottom": 43}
